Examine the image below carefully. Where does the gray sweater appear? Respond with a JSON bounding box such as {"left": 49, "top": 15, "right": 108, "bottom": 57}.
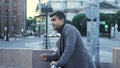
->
{"left": 47, "top": 24, "right": 96, "bottom": 68}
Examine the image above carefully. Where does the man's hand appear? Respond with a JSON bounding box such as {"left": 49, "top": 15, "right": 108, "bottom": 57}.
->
{"left": 50, "top": 61, "right": 57, "bottom": 66}
{"left": 39, "top": 53, "right": 47, "bottom": 62}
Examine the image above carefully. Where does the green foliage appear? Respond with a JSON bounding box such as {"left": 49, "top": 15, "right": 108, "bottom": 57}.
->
{"left": 72, "top": 13, "right": 86, "bottom": 35}
{"left": 72, "top": 13, "right": 112, "bottom": 36}
{"left": 99, "top": 13, "right": 112, "bottom": 33}
{"left": 65, "top": 20, "right": 72, "bottom": 24}
{"left": 100, "top": 13, "right": 112, "bottom": 23}
{"left": 26, "top": 17, "right": 32, "bottom": 27}
{"left": 26, "top": 16, "right": 36, "bottom": 31}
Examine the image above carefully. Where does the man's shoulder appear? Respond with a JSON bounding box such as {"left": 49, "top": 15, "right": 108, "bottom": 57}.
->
{"left": 64, "top": 24, "right": 77, "bottom": 30}
{"left": 64, "top": 24, "right": 80, "bottom": 34}
{"left": 64, "top": 24, "right": 73, "bottom": 28}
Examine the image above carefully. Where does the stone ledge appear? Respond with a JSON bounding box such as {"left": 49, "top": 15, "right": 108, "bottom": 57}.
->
{"left": 0, "top": 48, "right": 53, "bottom": 68}
{"left": 113, "top": 48, "right": 120, "bottom": 68}
{"left": 0, "top": 48, "right": 112, "bottom": 68}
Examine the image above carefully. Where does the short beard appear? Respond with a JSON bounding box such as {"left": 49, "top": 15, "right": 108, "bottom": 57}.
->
{"left": 53, "top": 27, "right": 60, "bottom": 33}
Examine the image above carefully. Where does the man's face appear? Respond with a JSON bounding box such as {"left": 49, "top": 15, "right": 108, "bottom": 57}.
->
{"left": 50, "top": 15, "right": 63, "bottom": 30}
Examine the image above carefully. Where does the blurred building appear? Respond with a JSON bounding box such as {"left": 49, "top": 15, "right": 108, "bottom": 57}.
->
{"left": 50, "top": 0, "right": 120, "bottom": 20}
{"left": 100, "top": 1, "right": 120, "bottom": 14}
{"left": 50, "top": 0, "right": 120, "bottom": 31}
{"left": 36, "top": 0, "right": 120, "bottom": 33}
{"left": 50, "top": 0, "right": 84, "bottom": 21}
{"left": 0, "top": 0, "right": 26, "bottom": 37}
{"left": 105, "top": 0, "right": 120, "bottom": 7}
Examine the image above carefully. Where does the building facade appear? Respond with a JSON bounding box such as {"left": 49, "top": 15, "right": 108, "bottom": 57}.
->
{"left": 0, "top": 0, "right": 26, "bottom": 37}
{"left": 50, "top": 0, "right": 84, "bottom": 21}
{"left": 36, "top": 0, "right": 120, "bottom": 33}
{"left": 49, "top": 0, "right": 119, "bottom": 32}
{"left": 50, "top": 0, "right": 120, "bottom": 20}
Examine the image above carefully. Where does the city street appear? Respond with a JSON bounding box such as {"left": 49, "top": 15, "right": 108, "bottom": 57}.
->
{"left": 0, "top": 36, "right": 120, "bottom": 63}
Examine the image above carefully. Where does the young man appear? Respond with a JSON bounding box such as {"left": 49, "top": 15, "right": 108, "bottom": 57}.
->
{"left": 39, "top": 11, "right": 96, "bottom": 68}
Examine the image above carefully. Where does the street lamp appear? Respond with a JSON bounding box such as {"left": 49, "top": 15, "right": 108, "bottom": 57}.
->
{"left": 36, "top": 0, "right": 53, "bottom": 49}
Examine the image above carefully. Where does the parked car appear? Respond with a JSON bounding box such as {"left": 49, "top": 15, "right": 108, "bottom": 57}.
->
{"left": 48, "top": 33, "right": 60, "bottom": 37}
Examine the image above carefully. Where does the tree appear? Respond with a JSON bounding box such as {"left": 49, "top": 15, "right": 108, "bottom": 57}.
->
{"left": 72, "top": 13, "right": 87, "bottom": 36}
{"left": 72, "top": 13, "right": 112, "bottom": 36}
{"left": 26, "top": 16, "right": 36, "bottom": 31}
{"left": 26, "top": 17, "right": 32, "bottom": 28}
{"left": 65, "top": 20, "right": 72, "bottom": 24}
{"left": 99, "top": 13, "right": 112, "bottom": 34}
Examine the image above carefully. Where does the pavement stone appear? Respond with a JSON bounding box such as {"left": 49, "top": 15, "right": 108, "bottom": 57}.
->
{"left": 0, "top": 65, "right": 6, "bottom": 68}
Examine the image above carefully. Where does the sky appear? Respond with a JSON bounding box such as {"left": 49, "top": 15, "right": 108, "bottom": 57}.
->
{"left": 27, "top": 0, "right": 38, "bottom": 18}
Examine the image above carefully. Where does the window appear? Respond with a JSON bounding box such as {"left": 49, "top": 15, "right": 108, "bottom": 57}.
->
{"left": 12, "top": 0, "right": 17, "bottom": 7}
{"left": 0, "top": 1, "right": 1, "bottom": 6}
{"left": 12, "top": 16, "right": 17, "bottom": 22}
{"left": 12, "top": 11, "right": 17, "bottom": 15}
{"left": 4, "top": 0, "right": 9, "bottom": 7}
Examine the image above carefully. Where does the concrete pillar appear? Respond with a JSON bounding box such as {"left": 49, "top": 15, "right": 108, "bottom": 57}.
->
{"left": 113, "top": 48, "right": 120, "bottom": 68}
{"left": 0, "top": 48, "right": 53, "bottom": 68}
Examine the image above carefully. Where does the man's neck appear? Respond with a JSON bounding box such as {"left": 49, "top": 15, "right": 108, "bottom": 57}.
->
{"left": 57, "top": 24, "right": 65, "bottom": 33}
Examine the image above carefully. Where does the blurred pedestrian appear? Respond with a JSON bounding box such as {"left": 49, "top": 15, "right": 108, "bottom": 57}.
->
{"left": 14, "top": 33, "right": 18, "bottom": 40}
{"left": 1, "top": 33, "right": 4, "bottom": 41}
{"left": 39, "top": 11, "right": 96, "bottom": 68}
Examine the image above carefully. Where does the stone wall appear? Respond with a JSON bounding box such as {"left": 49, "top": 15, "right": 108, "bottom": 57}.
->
{"left": 0, "top": 48, "right": 53, "bottom": 68}
{"left": 0, "top": 48, "right": 112, "bottom": 68}
{"left": 0, "top": 48, "right": 32, "bottom": 68}
{"left": 113, "top": 48, "right": 120, "bottom": 68}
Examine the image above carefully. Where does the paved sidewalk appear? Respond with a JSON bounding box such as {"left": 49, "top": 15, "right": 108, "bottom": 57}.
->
{"left": 0, "top": 36, "right": 36, "bottom": 42}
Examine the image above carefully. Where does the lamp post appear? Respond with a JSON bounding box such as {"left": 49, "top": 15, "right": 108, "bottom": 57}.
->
{"left": 36, "top": 0, "right": 53, "bottom": 49}
{"left": 5, "top": 4, "right": 9, "bottom": 41}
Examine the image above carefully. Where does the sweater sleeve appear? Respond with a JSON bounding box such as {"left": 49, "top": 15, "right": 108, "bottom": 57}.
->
{"left": 46, "top": 50, "right": 59, "bottom": 62}
{"left": 46, "top": 39, "right": 60, "bottom": 62}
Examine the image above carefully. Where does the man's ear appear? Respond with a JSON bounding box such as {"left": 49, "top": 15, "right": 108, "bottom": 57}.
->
{"left": 61, "top": 19, "right": 64, "bottom": 23}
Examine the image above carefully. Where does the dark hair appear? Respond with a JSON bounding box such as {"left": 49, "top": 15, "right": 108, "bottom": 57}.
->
{"left": 50, "top": 11, "right": 66, "bottom": 20}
